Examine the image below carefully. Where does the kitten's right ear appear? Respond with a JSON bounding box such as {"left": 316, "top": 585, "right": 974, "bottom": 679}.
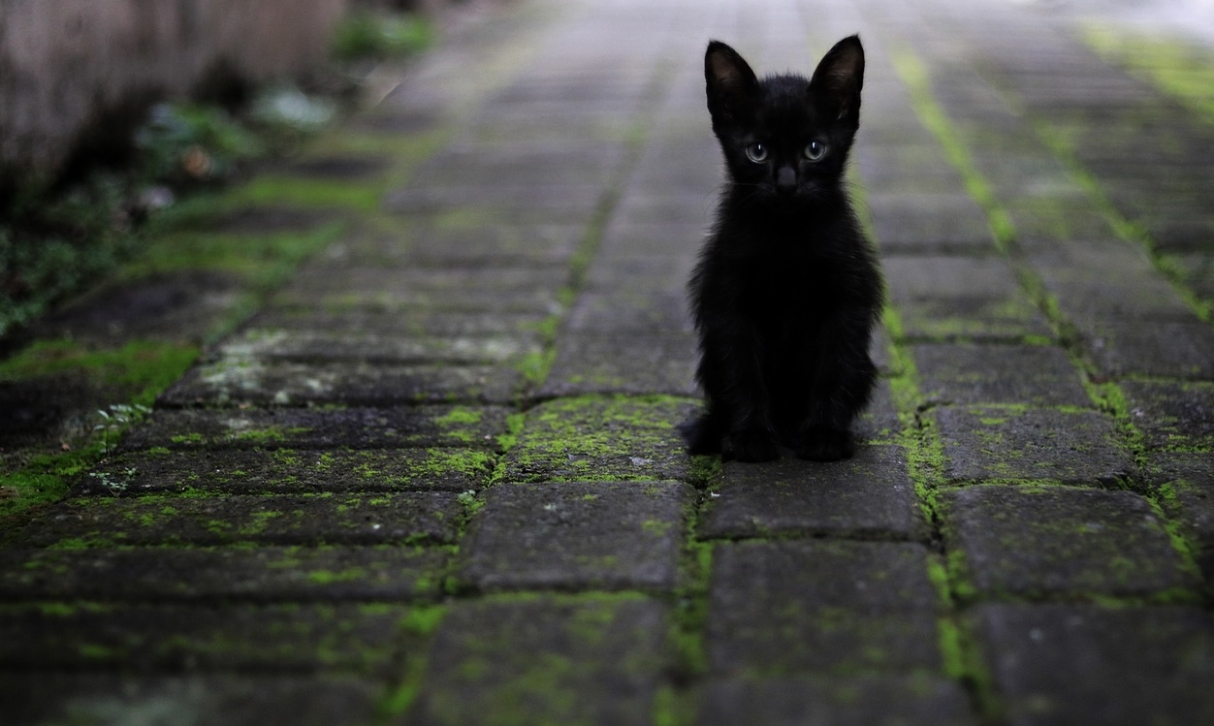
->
{"left": 705, "top": 40, "right": 759, "bottom": 128}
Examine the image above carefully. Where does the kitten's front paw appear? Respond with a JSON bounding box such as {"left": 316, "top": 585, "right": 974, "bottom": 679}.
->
{"left": 723, "top": 429, "right": 780, "bottom": 462}
{"left": 796, "top": 427, "right": 855, "bottom": 462}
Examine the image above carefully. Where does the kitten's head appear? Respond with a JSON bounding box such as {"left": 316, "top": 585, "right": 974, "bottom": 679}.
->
{"left": 705, "top": 36, "right": 864, "bottom": 203}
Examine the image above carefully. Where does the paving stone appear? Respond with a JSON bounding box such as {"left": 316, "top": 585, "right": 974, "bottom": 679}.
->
{"left": 383, "top": 184, "right": 604, "bottom": 224}
{"left": 1167, "top": 252, "right": 1214, "bottom": 304}
{"left": 458, "top": 481, "right": 692, "bottom": 593}
{"left": 32, "top": 270, "right": 243, "bottom": 346}
{"left": 500, "top": 396, "right": 696, "bottom": 482}
{"left": 75, "top": 448, "right": 494, "bottom": 496}
{"left": 707, "top": 540, "right": 942, "bottom": 675}
{"left": 1122, "top": 380, "right": 1214, "bottom": 451}
{"left": 405, "top": 596, "right": 668, "bottom": 725}
{"left": 940, "top": 486, "right": 1195, "bottom": 599}
{"left": 216, "top": 329, "right": 543, "bottom": 366}
{"left": 414, "top": 141, "right": 623, "bottom": 188}
{"left": 699, "top": 445, "right": 921, "bottom": 540}
{"left": 250, "top": 308, "right": 550, "bottom": 338}
{"left": 855, "top": 144, "right": 968, "bottom": 193}
{"left": 695, "top": 675, "right": 978, "bottom": 726}
{"left": 161, "top": 359, "right": 525, "bottom": 407}
{"left": 1147, "top": 451, "right": 1214, "bottom": 580}
{"left": 583, "top": 251, "right": 699, "bottom": 294}
{"left": 593, "top": 222, "right": 706, "bottom": 261}
{"left": 1079, "top": 318, "right": 1214, "bottom": 380}
{"left": 936, "top": 407, "right": 1133, "bottom": 485}
{"left": 972, "top": 604, "right": 1214, "bottom": 726}
{"left": 868, "top": 192, "right": 995, "bottom": 254}
{"left": 883, "top": 256, "right": 1052, "bottom": 341}
{"left": 0, "top": 603, "right": 408, "bottom": 671}
{"left": 536, "top": 334, "right": 698, "bottom": 399}
{"left": 121, "top": 406, "right": 509, "bottom": 451}
{"left": 0, "top": 673, "right": 381, "bottom": 726}
{"left": 611, "top": 190, "right": 716, "bottom": 226}
{"left": 273, "top": 267, "right": 566, "bottom": 315}
{"left": 0, "top": 546, "right": 447, "bottom": 601}
{"left": 399, "top": 223, "right": 582, "bottom": 268}
{"left": 1029, "top": 241, "right": 1196, "bottom": 323}
{"left": 566, "top": 290, "right": 695, "bottom": 335}
{"left": 913, "top": 343, "right": 1090, "bottom": 407}
{"left": 13, "top": 492, "right": 463, "bottom": 547}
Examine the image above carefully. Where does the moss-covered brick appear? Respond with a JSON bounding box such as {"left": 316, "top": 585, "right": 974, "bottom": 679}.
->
{"left": 699, "top": 445, "right": 922, "bottom": 541}
{"left": 0, "top": 603, "right": 409, "bottom": 673}
{"left": 457, "top": 481, "right": 692, "bottom": 593}
{"left": 406, "top": 595, "right": 669, "bottom": 725}
{"left": 706, "top": 540, "right": 942, "bottom": 675}
{"left": 0, "top": 546, "right": 447, "bottom": 601}
{"left": 1121, "top": 381, "right": 1214, "bottom": 452}
{"left": 939, "top": 486, "right": 1198, "bottom": 601}
{"left": 120, "top": 407, "right": 509, "bottom": 451}
{"left": 498, "top": 396, "right": 698, "bottom": 483}
{"left": 972, "top": 604, "right": 1214, "bottom": 726}
{"left": 936, "top": 406, "right": 1134, "bottom": 485}
{"left": 12, "top": 491, "right": 464, "bottom": 548}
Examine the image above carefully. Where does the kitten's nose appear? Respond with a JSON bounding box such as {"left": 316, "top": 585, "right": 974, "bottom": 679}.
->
{"left": 776, "top": 166, "right": 797, "bottom": 193}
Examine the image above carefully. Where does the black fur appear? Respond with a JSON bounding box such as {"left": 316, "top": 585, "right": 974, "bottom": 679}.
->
{"left": 686, "top": 36, "right": 883, "bottom": 462}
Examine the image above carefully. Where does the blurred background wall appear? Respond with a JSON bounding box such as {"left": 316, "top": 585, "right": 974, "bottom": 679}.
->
{"left": 0, "top": 0, "right": 351, "bottom": 186}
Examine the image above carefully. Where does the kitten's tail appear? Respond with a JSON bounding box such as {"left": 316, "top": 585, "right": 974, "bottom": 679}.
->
{"left": 680, "top": 408, "right": 725, "bottom": 455}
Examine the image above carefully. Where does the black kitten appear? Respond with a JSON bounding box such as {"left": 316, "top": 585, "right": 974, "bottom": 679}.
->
{"left": 686, "top": 36, "right": 883, "bottom": 462}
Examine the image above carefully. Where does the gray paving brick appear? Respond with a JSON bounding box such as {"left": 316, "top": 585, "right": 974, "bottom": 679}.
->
{"left": 972, "top": 604, "right": 1214, "bottom": 726}
{"left": 566, "top": 290, "right": 695, "bottom": 335}
{"left": 536, "top": 334, "right": 698, "bottom": 399}
{"left": 1079, "top": 318, "right": 1214, "bottom": 380}
{"left": 1122, "top": 380, "right": 1214, "bottom": 451}
{"left": 0, "top": 603, "right": 408, "bottom": 672}
{"left": 500, "top": 396, "right": 696, "bottom": 482}
{"left": 699, "top": 445, "right": 921, "bottom": 540}
{"left": 383, "top": 183, "right": 604, "bottom": 224}
{"left": 162, "top": 360, "right": 525, "bottom": 407}
{"left": 121, "top": 407, "right": 509, "bottom": 451}
{"left": 868, "top": 192, "right": 994, "bottom": 254}
{"left": 941, "top": 486, "right": 1195, "bottom": 599}
{"left": 913, "top": 343, "right": 1090, "bottom": 407}
{"left": 458, "top": 481, "right": 691, "bottom": 593}
{"left": 695, "top": 675, "right": 978, "bottom": 726}
{"left": 1029, "top": 241, "right": 1196, "bottom": 323}
{"left": 76, "top": 448, "right": 494, "bottom": 496}
{"left": 0, "top": 674, "right": 381, "bottom": 726}
{"left": 13, "top": 492, "right": 463, "bottom": 547}
{"left": 883, "top": 256, "right": 1052, "bottom": 341}
{"left": 936, "top": 406, "right": 1133, "bottom": 484}
{"left": 707, "top": 540, "right": 942, "bottom": 675}
{"left": 405, "top": 596, "right": 668, "bottom": 726}
{"left": 0, "top": 546, "right": 447, "bottom": 601}
{"left": 216, "top": 329, "right": 543, "bottom": 366}
{"left": 1148, "top": 452, "right": 1214, "bottom": 581}
{"left": 250, "top": 308, "right": 550, "bottom": 338}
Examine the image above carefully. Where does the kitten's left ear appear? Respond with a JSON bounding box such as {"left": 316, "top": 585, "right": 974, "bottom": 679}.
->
{"left": 810, "top": 35, "right": 865, "bottom": 125}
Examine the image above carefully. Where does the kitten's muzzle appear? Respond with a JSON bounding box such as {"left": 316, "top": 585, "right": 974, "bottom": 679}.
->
{"left": 776, "top": 166, "right": 797, "bottom": 194}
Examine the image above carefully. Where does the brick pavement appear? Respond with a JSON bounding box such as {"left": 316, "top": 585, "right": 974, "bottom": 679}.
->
{"left": 2, "top": 0, "right": 1214, "bottom": 723}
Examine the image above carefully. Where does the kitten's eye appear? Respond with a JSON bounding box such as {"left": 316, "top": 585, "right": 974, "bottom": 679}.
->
{"left": 804, "top": 140, "right": 827, "bottom": 161}
{"left": 744, "top": 143, "right": 769, "bottom": 163}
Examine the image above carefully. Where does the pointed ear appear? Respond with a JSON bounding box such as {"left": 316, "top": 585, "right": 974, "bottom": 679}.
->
{"left": 810, "top": 35, "right": 865, "bottom": 124}
{"left": 705, "top": 40, "right": 760, "bottom": 128}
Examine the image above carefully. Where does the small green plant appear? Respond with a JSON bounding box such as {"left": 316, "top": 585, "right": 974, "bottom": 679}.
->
{"left": 332, "top": 11, "right": 433, "bottom": 60}
{"left": 94, "top": 403, "right": 151, "bottom": 454}
{"left": 86, "top": 466, "right": 138, "bottom": 494}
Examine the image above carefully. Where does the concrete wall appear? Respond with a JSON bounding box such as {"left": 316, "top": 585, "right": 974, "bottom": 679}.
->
{"left": 0, "top": 0, "right": 349, "bottom": 186}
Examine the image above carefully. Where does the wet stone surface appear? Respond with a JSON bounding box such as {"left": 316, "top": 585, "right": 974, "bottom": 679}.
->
{"left": 458, "top": 481, "right": 692, "bottom": 593}
{"left": 936, "top": 407, "right": 1135, "bottom": 485}
{"left": 940, "top": 486, "right": 1196, "bottom": 599}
